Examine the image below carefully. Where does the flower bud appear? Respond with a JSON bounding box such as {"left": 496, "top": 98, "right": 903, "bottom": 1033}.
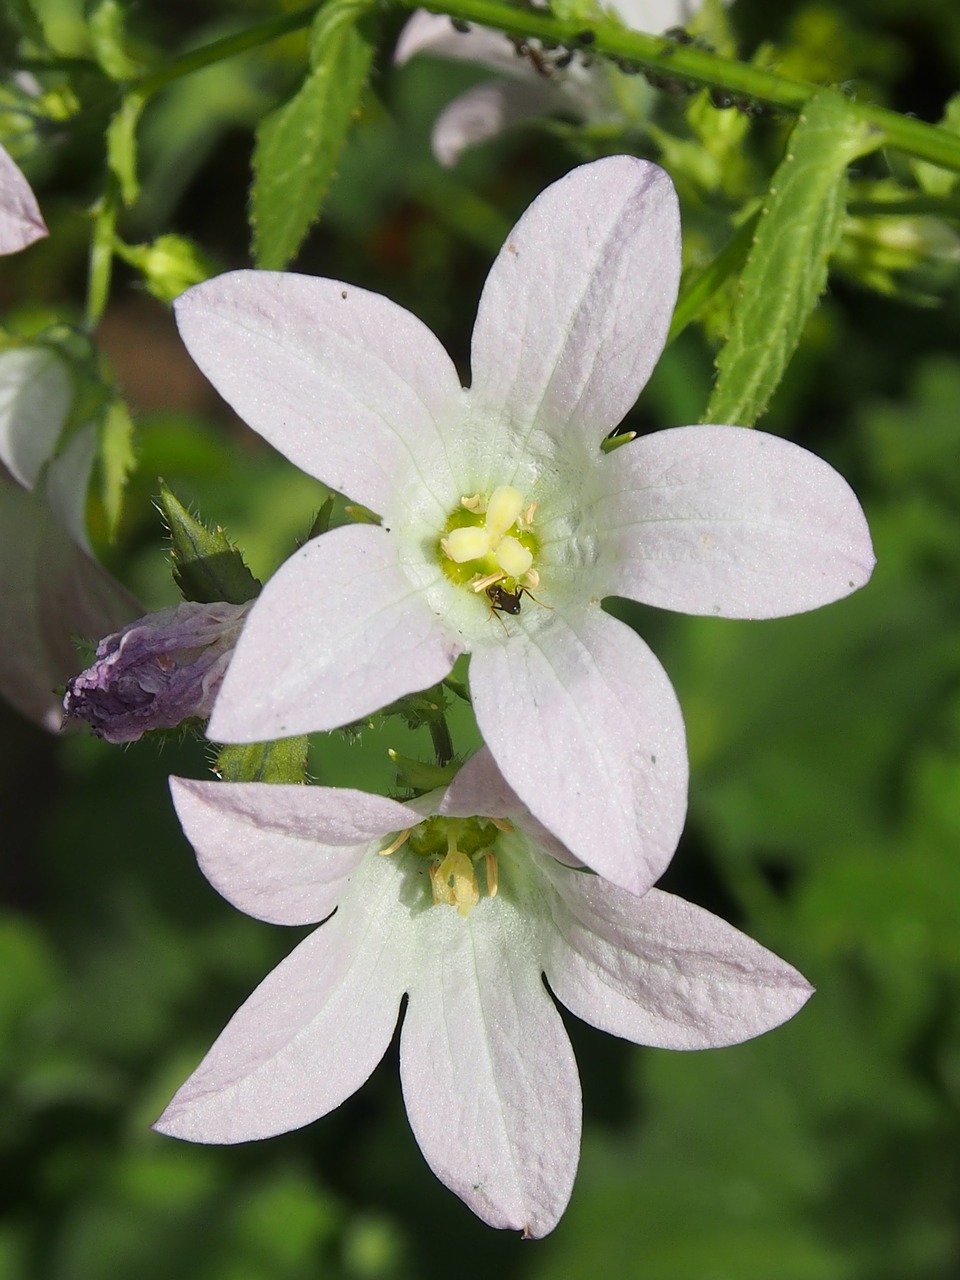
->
{"left": 63, "top": 600, "right": 251, "bottom": 743}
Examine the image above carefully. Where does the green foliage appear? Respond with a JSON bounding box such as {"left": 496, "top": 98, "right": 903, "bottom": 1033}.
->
{"left": 158, "top": 483, "right": 261, "bottom": 606}
{"left": 250, "top": 0, "right": 376, "bottom": 269}
{"left": 88, "top": 0, "right": 139, "bottom": 81}
{"left": 216, "top": 737, "right": 310, "bottom": 785}
{"left": 106, "top": 93, "right": 145, "bottom": 207}
{"left": 704, "top": 93, "right": 881, "bottom": 426}
{"left": 98, "top": 397, "right": 136, "bottom": 538}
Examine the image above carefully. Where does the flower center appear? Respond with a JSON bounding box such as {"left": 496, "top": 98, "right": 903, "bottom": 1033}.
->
{"left": 383, "top": 815, "right": 505, "bottom": 918}
{"left": 438, "top": 486, "right": 540, "bottom": 603}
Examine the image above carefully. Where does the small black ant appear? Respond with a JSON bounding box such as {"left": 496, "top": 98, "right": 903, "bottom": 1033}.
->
{"left": 486, "top": 583, "right": 526, "bottom": 616}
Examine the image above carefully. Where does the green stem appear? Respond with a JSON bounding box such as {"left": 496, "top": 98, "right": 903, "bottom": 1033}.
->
{"left": 397, "top": 0, "right": 960, "bottom": 173}
{"left": 133, "top": 3, "right": 323, "bottom": 100}
{"left": 846, "top": 195, "right": 960, "bottom": 220}
{"left": 84, "top": 180, "right": 120, "bottom": 331}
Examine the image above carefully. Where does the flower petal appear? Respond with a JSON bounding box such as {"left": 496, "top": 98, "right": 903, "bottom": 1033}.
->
{"left": 466, "top": 157, "right": 680, "bottom": 479}
{"left": 153, "top": 861, "right": 408, "bottom": 1144}
{"left": 542, "top": 881, "right": 814, "bottom": 1049}
{"left": 170, "top": 777, "right": 413, "bottom": 925}
{"left": 431, "top": 81, "right": 556, "bottom": 168}
{"left": 0, "top": 348, "right": 72, "bottom": 490}
{"left": 599, "top": 425, "right": 876, "bottom": 617}
{"left": 0, "top": 144, "right": 47, "bottom": 255}
{"left": 174, "top": 271, "right": 463, "bottom": 517}
{"left": 470, "top": 608, "right": 688, "bottom": 895}
{"left": 208, "top": 523, "right": 464, "bottom": 742}
{"left": 400, "top": 893, "right": 581, "bottom": 1237}
{"left": 0, "top": 466, "right": 139, "bottom": 730}
{"left": 394, "top": 10, "right": 528, "bottom": 75}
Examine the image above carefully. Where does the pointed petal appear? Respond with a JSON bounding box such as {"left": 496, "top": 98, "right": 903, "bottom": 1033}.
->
{"left": 171, "top": 778, "right": 413, "bottom": 925}
{"left": 470, "top": 609, "right": 688, "bottom": 895}
{"left": 599, "top": 425, "right": 876, "bottom": 618}
{"left": 0, "top": 348, "right": 72, "bottom": 490}
{"left": 174, "top": 270, "right": 463, "bottom": 517}
{"left": 400, "top": 895, "right": 580, "bottom": 1237}
{"left": 208, "top": 523, "right": 463, "bottom": 742}
{"left": 440, "top": 747, "right": 583, "bottom": 868}
{"left": 0, "top": 144, "right": 47, "bottom": 255}
{"left": 542, "top": 881, "right": 814, "bottom": 1048}
{"left": 431, "top": 81, "right": 555, "bottom": 168}
{"left": 394, "top": 10, "right": 527, "bottom": 75}
{"left": 154, "top": 862, "right": 408, "bottom": 1144}
{"left": 466, "top": 157, "right": 679, "bottom": 481}
{"left": 0, "top": 468, "right": 139, "bottom": 730}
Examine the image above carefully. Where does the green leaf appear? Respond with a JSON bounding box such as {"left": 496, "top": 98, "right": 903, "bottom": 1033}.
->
{"left": 98, "top": 397, "right": 136, "bottom": 537}
{"left": 88, "top": 0, "right": 138, "bottom": 81}
{"left": 157, "top": 483, "right": 261, "bottom": 605}
{"left": 215, "top": 738, "right": 309, "bottom": 785}
{"left": 703, "top": 93, "right": 881, "bottom": 426}
{"left": 106, "top": 92, "right": 144, "bottom": 207}
{"left": 250, "top": 0, "right": 375, "bottom": 269}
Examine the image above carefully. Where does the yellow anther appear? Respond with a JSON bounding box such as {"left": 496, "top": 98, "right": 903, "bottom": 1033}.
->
{"left": 431, "top": 849, "right": 481, "bottom": 917}
{"left": 470, "top": 570, "right": 505, "bottom": 593}
{"left": 461, "top": 494, "right": 482, "bottom": 511}
{"left": 485, "top": 486, "right": 525, "bottom": 542}
{"left": 495, "top": 535, "right": 533, "bottom": 578}
{"left": 483, "top": 850, "right": 499, "bottom": 899}
{"left": 380, "top": 829, "right": 412, "bottom": 856}
{"left": 522, "top": 501, "right": 537, "bottom": 525}
{"left": 444, "top": 525, "right": 492, "bottom": 563}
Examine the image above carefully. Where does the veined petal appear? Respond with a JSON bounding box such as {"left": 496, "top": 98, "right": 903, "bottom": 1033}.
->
{"left": 174, "top": 271, "right": 463, "bottom": 517}
{"left": 542, "top": 881, "right": 814, "bottom": 1049}
{"left": 0, "top": 144, "right": 47, "bottom": 255}
{"left": 400, "top": 892, "right": 580, "bottom": 1237}
{"left": 431, "top": 81, "right": 556, "bottom": 168}
{"left": 154, "top": 862, "right": 408, "bottom": 1144}
{"left": 599, "top": 425, "right": 876, "bottom": 618}
{"left": 208, "top": 523, "right": 464, "bottom": 742}
{"left": 0, "top": 466, "right": 138, "bottom": 730}
{"left": 170, "top": 778, "right": 412, "bottom": 925}
{"left": 470, "top": 609, "right": 688, "bottom": 895}
{"left": 467, "top": 157, "right": 680, "bottom": 480}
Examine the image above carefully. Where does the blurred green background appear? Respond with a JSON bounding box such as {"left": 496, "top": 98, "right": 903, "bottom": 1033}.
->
{"left": 3, "top": 0, "right": 960, "bottom": 1275}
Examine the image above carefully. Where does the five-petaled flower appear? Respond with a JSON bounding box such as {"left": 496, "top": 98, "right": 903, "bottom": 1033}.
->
{"left": 155, "top": 748, "right": 813, "bottom": 1238}
{"left": 175, "top": 155, "right": 874, "bottom": 896}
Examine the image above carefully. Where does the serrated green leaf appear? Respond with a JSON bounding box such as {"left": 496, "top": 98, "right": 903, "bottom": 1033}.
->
{"left": 216, "top": 738, "right": 309, "bottom": 784}
{"left": 158, "top": 484, "right": 261, "bottom": 605}
{"left": 250, "top": 0, "right": 375, "bottom": 269}
{"left": 703, "top": 93, "right": 881, "bottom": 427}
{"left": 106, "top": 92, "right": 143, "bottom": 207}
{"left": 88, "top": 0, "right": 138, "bottom": 81}
{"left": 98, "top": 397, "right": 135, "bottom": 537}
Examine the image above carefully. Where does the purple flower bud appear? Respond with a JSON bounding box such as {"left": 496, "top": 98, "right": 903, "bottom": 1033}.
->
{"left": 63, "top": 600, "right": 252, "bottom": 743}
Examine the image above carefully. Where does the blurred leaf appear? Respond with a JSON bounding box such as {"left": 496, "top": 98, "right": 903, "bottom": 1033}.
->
{"left": 251, "top": 0, "right": 376, "bottom": 269}
{"left": 704, "top": 93, "right": 880, "bottom": 426}
{"left": 215, "top": 737, "right": 310, "bottom": 785}
{"left": 106, "top": 93, "right": 144, "bottom": 207}
{"left": 158, "top": 483, "right": 261, "bottom": 606}
{"left": 98, "top": 397, "right": 136, "bottom": 538}
{"left": 88, "top": 0, "right": 138, "bottom": 81}
{"left": 912, "top": 93, "right": 960, "bottom": 196}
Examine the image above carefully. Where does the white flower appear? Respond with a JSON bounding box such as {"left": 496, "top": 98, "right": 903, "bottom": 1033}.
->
{"left": 394, "top": 0, "right": 708, "bottom": 166}
{"left": 155, "top": 748, "right": 813, "bottom": 1237}
{"left": 175, "top": 156, "right": 874, "bottom": 895}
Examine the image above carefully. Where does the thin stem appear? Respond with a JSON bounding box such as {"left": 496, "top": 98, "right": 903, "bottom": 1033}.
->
{"left": 398, "top": 0, "right": 960, "bottom": 173}
{"left": 133, "top": 3, "right": 323, "bottom": 100}
{"left": 429, "top": 714, "right": 455, "bottom": 768}
{"left": 84, "top": 181, "right": 120, "bottom": 331}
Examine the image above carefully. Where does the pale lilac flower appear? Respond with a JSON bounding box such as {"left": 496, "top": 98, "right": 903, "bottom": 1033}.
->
{"left": 0, "top": 142, "right": 47, "bottom": 254}
{"left": 175, "top": 156, "right": 874, "bottom": 895}
{"left": 63, "top": 600, "right": 252, "bottom": 743}
{"left": 155, "top": 748, "right": 813, "bottom": 1237}
{"left": 395, "top": 0, "right": 708, "bottom": 166}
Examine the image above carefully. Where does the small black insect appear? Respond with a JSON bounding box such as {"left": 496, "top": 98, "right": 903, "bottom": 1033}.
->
{"left": 487, "top": 583, "right": 525, "bottom": 615}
